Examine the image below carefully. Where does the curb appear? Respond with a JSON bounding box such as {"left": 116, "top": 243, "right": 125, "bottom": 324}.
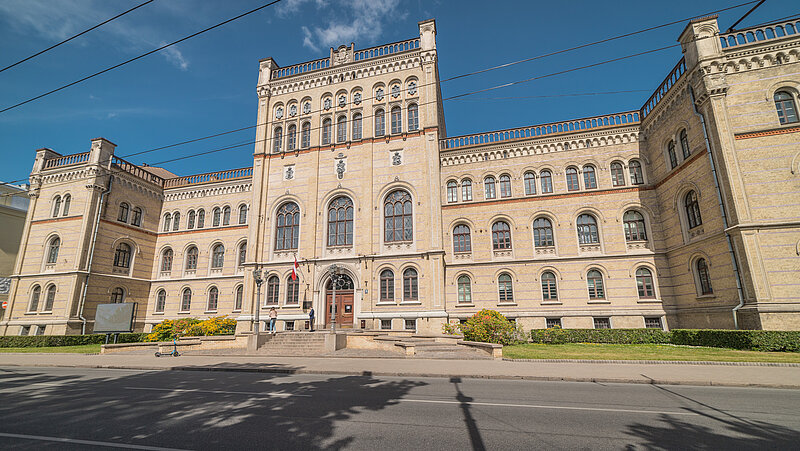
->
{"left": 502, "top": 358, "right": 800, "bottom": 367}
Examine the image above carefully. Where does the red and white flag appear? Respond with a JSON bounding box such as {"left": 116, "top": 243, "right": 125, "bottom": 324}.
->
{"left": 292, "top": 255, "right": 299, "bottom": 280}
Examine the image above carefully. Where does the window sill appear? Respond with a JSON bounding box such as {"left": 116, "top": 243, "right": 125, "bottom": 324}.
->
{"left": 696, "top": 294, "right": 716, "bottom": 300}
{"left": 38, "top": 311, "right": 53, "bottom": 315}
{"left": 204, "top": 311, "right": 218, "bottom": 314}
{"left": 587, "top": 300, "right": 610, "bottom": 304}
{"left": 637, "top": 298, "right": 662, "bottom": 303}
{"left": 232, "top": 309, "right": 241, "bottom": 313}
{"left": 400, "top": 301, "right": 421, "bottom": 305}
{"left": 540, "top": 301, "right": 561, "bottom": 305}
{"left": 455, "top": 303, "right": 475, "bottom": 307}
{"left": 376, "top": 302, "right": 396, "bottom": 306}
{"left": 153, "top": 312, "right": 165, "bottom": 315}
{"left": 283, "top": 304, "right": 301, "bottom": 308}
{"left": 24, "top": 311, "right": 37, "bottom": 315}
{"left": 178, "top": 311, "right": 191, "bottom": 314}
{"left": 497, "top": 302, "right": 517, "bottom": 306}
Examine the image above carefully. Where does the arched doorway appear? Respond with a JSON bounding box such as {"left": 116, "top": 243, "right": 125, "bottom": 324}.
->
{"left": 325, "top": 273, "right": 355, "bottom": 328}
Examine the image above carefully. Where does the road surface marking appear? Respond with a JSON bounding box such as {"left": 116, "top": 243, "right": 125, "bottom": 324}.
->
{"left": 400, "top": 398, "right": 699, "bottom": 416}
{"left": 0, "top": 432, "right": 189, "bottom": 450}
{"left": 124, "top": 386, "right": 310, "bottom": 397}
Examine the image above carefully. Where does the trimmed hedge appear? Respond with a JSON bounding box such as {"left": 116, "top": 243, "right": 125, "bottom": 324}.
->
{"left": 530, "top": 327, "right": 671, "bottom": 345}
{"left": 0, "top": 333, "right": 148, "bottom": 348}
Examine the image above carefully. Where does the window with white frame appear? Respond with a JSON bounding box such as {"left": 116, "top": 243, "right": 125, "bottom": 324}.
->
{"left": 446, "top": 180, "right": 458, "bottom": 203}
{"left": 461, "top": 179, "right": 473, "bottom": 201}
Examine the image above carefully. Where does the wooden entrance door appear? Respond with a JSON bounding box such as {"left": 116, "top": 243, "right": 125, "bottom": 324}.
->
{"left": 325, "top": 274, "right": 355, "bottom": 328}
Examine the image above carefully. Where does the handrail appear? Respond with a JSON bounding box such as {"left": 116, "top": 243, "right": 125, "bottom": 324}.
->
{"left": 111, "top": 156, "right": 165, "bottom": 186}
{"left": 439, "top": 111, "right": 640, "bottom": 150}
{"left": 353, "top": 38, "right": 420, "bottom": 62}
{"left": 720, "top": 18, "right": 799, "bottom": 49}
{"left": 640, "top": 57, "right": 686, "bottom": 120}
{"left": 163, "top": 166, "right": 253, "bottom": 188}
{"left": 43, "top": 152, "right": 90, "bottom": 169}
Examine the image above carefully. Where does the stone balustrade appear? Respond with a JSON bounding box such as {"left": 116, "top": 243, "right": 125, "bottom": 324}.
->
{"left": 43, "top": 152, "right": 90, "bottom": 169}
{"left": 163, "top": 166, "right": 252, "bottom": 189}
{"left": 353, "top": 38, "right": 420, "bottom": 62}
{"left": 720, "top": 18, "right": 800, "bottom": 49}
{"left": 640, "top": 57, "right": 686, "bottom": 120}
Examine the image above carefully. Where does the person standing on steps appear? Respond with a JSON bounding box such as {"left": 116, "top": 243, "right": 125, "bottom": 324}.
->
{"left": 308, "top": 307, "right": 315, "bottom": 332}
{"left": 268, "top": 307, "right": 277, "bottom": 334}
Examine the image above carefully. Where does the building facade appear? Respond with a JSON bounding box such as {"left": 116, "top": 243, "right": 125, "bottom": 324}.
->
{"left": 2, "top": 16, "right": 799, "bottom": 336}
{"left": 0, "top": 183, "right": 29, "bottom": 321}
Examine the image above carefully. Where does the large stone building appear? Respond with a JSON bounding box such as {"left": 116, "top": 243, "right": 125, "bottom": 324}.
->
{"left": 2, "top": 16, "right": 799, "bottom": 336}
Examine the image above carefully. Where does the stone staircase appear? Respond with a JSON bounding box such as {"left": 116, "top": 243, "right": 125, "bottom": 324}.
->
{"left": 254, "top": 331, "right": 330, "bottom": 356}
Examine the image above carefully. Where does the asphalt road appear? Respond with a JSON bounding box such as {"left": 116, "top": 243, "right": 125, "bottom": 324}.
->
{"left": 0, "top": 366, "right": 798, "bottom": 450}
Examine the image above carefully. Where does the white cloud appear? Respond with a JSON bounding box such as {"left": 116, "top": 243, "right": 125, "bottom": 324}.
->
{"left": 160, "top": 43, "right": 190, "bottom": 71}
{"left": 301, "top": 26, "right": 319, "bottom": 52}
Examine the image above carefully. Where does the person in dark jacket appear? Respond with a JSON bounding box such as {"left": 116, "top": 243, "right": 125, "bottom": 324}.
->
{"left": 308, "top": 307, "right": 315, "bottom": 331}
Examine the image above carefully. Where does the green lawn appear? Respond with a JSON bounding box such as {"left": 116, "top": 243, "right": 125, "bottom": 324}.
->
{"left": 0, "top": 344, "right": 102, "bottom": 354}
{"left": 503, "top": 343, "right": 800, "bottom": 363}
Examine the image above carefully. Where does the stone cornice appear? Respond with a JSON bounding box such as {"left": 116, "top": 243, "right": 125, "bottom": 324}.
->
{"left": 163, "top": 181, "right": 252, "bottom": 202}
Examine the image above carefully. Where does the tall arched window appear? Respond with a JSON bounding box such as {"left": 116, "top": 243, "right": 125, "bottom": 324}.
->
{"left": 110, "top": 287, "right": 124, "bottom": 303}
{"left": 188, "top": 210, "right": 196, "bottom": 229}
{"left": 239, "top": 204, "right": 248, "bottom": 224}
{"left": 196, "top": 209, "right": 205, "bottom": 228}
{"left": 114, "top": 243, "right": 132, "bottom": 268}
{"left": 118, "top": 202, "right": 130, "bottom": 222}
{"left": 207, "top": 287, "right": 219, "bottom": 311}
{"left": 211, "top": 244, "right": 225, "bottom": 268}
{"left": 461, "top": 179, "right": 473, "bottom": 201}
{"left": 328, "top": 196, "right": 354, "bottom": 246}
{"left": 403, "top": 268, "right": 418, "bottom": 301}
{"left": 234, "top": 285, "right": 243, "bottom": 311}
{"left": 498, "top": 274, "right": 513, "bottom": 302}
{"left": 321, "top": 118, "right": 332, "bottom": 145}
{"left": 685, "top": 191, "right": 702, "bottom": 229}
{"left": 484, "top": 176, "right": 496, "bottom": 199}
{"left": 172, "top": 212, "right": 180, "bottom": 231}
{"left": 453, "top": 224, "right": 472, "bottom": 253}
{"left": 374, "top": 109, "right": 385, "bottom": 136}
{"left": 28, "top": 285, "right": 41, "bottom": 312}
{"left": 680, "top": 129, "right": 690, "bottom": 159}
{"left": 47, "top": 237, "right": 60, "bottom": 264}
{"left": 390, "top": 106, "right": 402, "bottom": 134}
{"left": 276, "top": 202, "right": 300, "bottom": 250}
{"left": 540, "top": 170, "right": 553, "bottom": 193}
{"left": 583, "top": 165, "right": 597, "bottom": 189}
{"left": 62, "top": 194, "right": 71, "bottom": 216}
{"left": 775, "top": 91, "right": 799, "bottom": 124}
{"left": 697, "top": 258, "right": 713, "bottom": 295}
{"left": 273, "top": 127, "right": 283, "bottom": 153}
{"left": 610, "top": 162, "right": 625, "bottom": 186}
{"left": 238, "top": 241, "right": 247, "bottom": 267}
{"left": 457, "top": 275, "right": 472, "bottom": 304}
{"left": 352, "top": 113, "right": 362, "bottom": 140}
{"left": 266, "top": 275, "right": 279, "bottom": 305}
{"left": 337, "top": 115, "right": 347, "bottom": 142}
{"left": 524, "top": 172, "right": 536, "bottom": 195}
{"left": 533, "top": 217, "right": 554, "bottom": 247}
{"left": 587, "top": 270, "right": 605, "bottom": 299}
{"left": 222, "top": 206, "right": 231, "bottom": 226}
{"left": 131, "top": 207, "right": 142, "bottom": 227}
{"left": 287, "top": 124, "right": 297, "bottom": 151}
{"left": 185, "top": 246, "right": 198, "bottom": 270}
{"left": 212, "top": 207, "right": 221, "bottom": 227}
{"left": 52, "top": 196, "right": 61, "bottom": 217}
{"left": 44, "top": 285, "right": 56, "bottom": 311}
{"left": 301, "top": 121, "right": 311, "bottom": 148}
{"left": 624, "top": 211, "right": 647, "bottom": 241}
{"left": 566, "top": 167, "right": 580, "bottom": 191}
{"left": 577, "top": 214, "right": 599, "bottom": 244}
{"left": 181, "top": 288, "right": 192, "bottom": 311}
{"left": 541, "top": 271, "right": 558, "bottom": 300}
{"left": 492, "top": 221, "right": 512, "bottom": 250}
{"left": 384, "top": 190, "right": 413, "bottom": 242}
{"left": 161, "top": 248, "right": 173, "bottom": 272}
{"left": 286, "top": 276, "right": 299, "bottom": 305}
{"left": 446, "top": 180, "right": 458, "bottom": 203}
{"left": 629, "top": 160, "right": 644, "bottom": 185}
{"left": 499, "top": 174, "right": 512, "bottom": 198}
{"left": 407, "top": 104, "right": 419, "bottom": 131}
{"left": 636, "top": 268, "right": 655, "bottom": 298}
{"left": 380, "top": 269, "right": 394, "bottom": 302}
{"left": 667, "top": 140, "right": 678, "bottom": 169}
{"left": 155, "top": 289, "right": 166, "bottom": 313}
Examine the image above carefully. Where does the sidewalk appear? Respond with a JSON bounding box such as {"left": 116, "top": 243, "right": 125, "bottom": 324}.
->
{"left": 1, "top": 353, "right": 799, "bottom": 388}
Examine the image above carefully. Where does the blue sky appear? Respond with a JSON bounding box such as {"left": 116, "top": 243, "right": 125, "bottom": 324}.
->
{"left": 0, "top": 0, "right": 794, "bottom": 182}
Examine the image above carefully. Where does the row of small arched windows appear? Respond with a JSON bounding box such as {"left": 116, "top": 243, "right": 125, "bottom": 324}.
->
{"left": 117, "top": 202, "right": 143, "bottom": 227}
{"left": 378, "top": 268, "right": 419, "bottom": 302}
{"left": 51, "top": 194, "right": 71, "bottom": 218}
{"left": 161, "top": 241, "right": 247, "bottom": 273}
{"left": 154, "top": 285, "right": 245, "bottom": 313}
{"left": 162, "top": 205, "right": 247, "bottom": 232}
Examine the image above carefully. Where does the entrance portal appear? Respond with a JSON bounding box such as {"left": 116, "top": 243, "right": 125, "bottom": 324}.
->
{"left": 325, "top": 274, "right": 355, "bottom": 328}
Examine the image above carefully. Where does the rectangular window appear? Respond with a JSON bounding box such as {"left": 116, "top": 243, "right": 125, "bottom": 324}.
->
{"left": 19, "top": 325, "right": 30, "bottom": 336}
{"left": 462, "top": 183, "right": 472, "bottom": 201}
{"left": 381, "top": 319, "right": 392, "bottom": 330}
{"left": 404, "top": 319, "right": 416, "bottom": 331}
{"left": 35, "top": 325, "right": 46, "bottom": 336}
{"left": 285, "top": 321, "right": 294, "bottom": 331}
{"left": 593, "top": 317, "right": 611, "bottom": 329}
{"left": 644, "top": 317, "right": 663, "bottom": 329}
{"left": 391, "top": 108, "right": 402, "bottom": 134}
{"left": 546, "top": 318, "right": 561, "bottom": 328}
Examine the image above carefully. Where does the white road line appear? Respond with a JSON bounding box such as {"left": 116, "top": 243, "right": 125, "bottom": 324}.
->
{"left": 124, "top": 386, "right": 310, "bottom": 397}
{"left": 0, "top": 432, "right": 189, "bottom": 450}
{"left": 399, "top": 398, "right": 699, "bottom": 416}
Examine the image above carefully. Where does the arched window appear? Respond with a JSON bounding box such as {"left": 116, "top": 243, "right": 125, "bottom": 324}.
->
{"left": 538, "top": 170, "right": 552, "bottom": 193}
{"left": 492, "top": 221, "right": 512, "bottom": 250}
{"left": 196, "top": 209, "right": 205, "bottom": 228}
{"left": 457, "top": 275, "right": 472, "bottom": 304}
{"left": 684, "top": 191, "right": 702, "bottom": 229}
{"left": 453, "top": 224, "right": 472, "bottom": 253}
{"left": 583, "top": 165, "right": 597, "bottom": 189}
{"left": 697, "top": 258, "right": 713, "bottom": 295}
{"left": 188, "top": 210, "right": 196, "bottom": 229}
{"left": 52, "top": 196, "right": 61, "bottom": 217}
{"left": 207, "top": 287, "right": 219, "bottom": 311}
{"left": 384, "top": 190, "right": 413, "bottom": 242}
{"left": 276, "top": 202, "right": 300, "bottom": 250}
{"left": 110, "top": 287, "right": 124, "bottom": 303}
{"left": 499, "top": 174, "right": 512, "bottom": 198}
{"left": 380, "top": 269, "right": 394, "bottom": 302}
{"left": 286, "top": 276, "right": 299, "bottom": 305}
{"left": 680, "top": 129, "right": 690, "bottom": 159}
{"left": 131, "top": 207, "right": 142, "bottom": 227}
{"left": 266, "top": 275, "right": 279, "bottom": 305}
{"left": 238, "top": 241, "right": 247, "bottom": 267}
{"left": 212, "top": 207, "right": 221, "bottom": 227}
{"left": 624, "top": 211, "right": 647, "bottom": 241}
{"left": 446, "top": 180, "right": 458, "bottom": 203}
{"left": 636, "top": 268, "right": 655, "bottom": 298}
{"left": 273, "top": 127, "right": 283, "bottom": 153}
{"left": 47, "top": 237, "right": 60, "bottom": 264}
{"left": 114, "top": 243, "right": 132, "bottom": 268}
{"left": 629, "top": 160, "right": 644, "bottom": 185}
{"left": 498, "top": 274, "right": 513, "bottom": 302}
{"left": 461, "top": 179, "right": 473, "bottom": 201}
{"left": 533, "top": 217, "right": 554, "bottom": 247}
{"left": 390, "top": 106, "right": 402, "bottom": 134}
{"left": 234, "top": 285, "right": 243, "bottom": 311}
{"left": 161, "top": 248, "right": 173, "bottom": 272}
{"left": 211, "top": 244, "right": 225, "bottom": 268}
{"left": 172, "top": 212, "right": 180, "bottom": 231}
{"left": 301, "top": 122, "right": 311, "bottom": 148}
{"left": 118, "top": 202, "right": 130, "bottom": 222}
{"left": 44, "top": 285, "right": 56, "bottom": 311}
{"left": 774, "top": 91, "right": 799, "bottom": 124}
{"left": 374, "top": 109, "right": 385, "bottom": 136}
{"left": 484, "top": 176, "right": 496, "bottom": 199}
{"left": 185, "top": 246, "right": 198, "bottom": 270}
{"left": 403, "top": 268, "right": 418, "bottom": 301}
{"left": 287, "top": 124, "right": 297, "bottom": 151}
{"left": 327, "top": 196, "right": 353, "bottom": 247}
{"left": 62, "top": 194, "right": 71, "bottom": 216}
{"left": 28, "top": 285, "right": 41, "bottom": 312}
{"left": 155, "top": 289, "right": 166, "bottom": 313}
{"left": 587, "top": 270, "right": 605, "bottom": 299}
{"left": 667, "top": 140, "right": 678, "bottom": 169}
{"left": 407, "top": 104, "right": 419, "bottom": 131}
{"left": 566, "top": 167, "right": 580, "bottom": 191}
{"left": 352, "top": 113, "right": 362, "bottom": 140}
{"left": 541, "top": 271, "right": 558, "bottom": 300}
{"left": 610, "top": 162, "right": 625, "bottom": 186}
{"left": 181, "top": 288, "right": 192, "bottom": 311}
{"left": 337, "top": 115, "right": 347, "bottom": 142}
{"left": 222, "top": 206, "right": 231, "bottom": 226}
{"left": 577, "top": 214, "right": 599, "bottom": 244}
{"left": 321, "top": 118, "right": 332, "bottom": 145}
{"left": 239, "top": 204, "right": 248, "bottom": 224}
{"left": 524, "top": 172, "right": 536, "bottom": 195}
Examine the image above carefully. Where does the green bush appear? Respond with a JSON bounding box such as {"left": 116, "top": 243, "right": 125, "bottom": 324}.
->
{"left": 460, "top": 309, "right": 525, "bottom": 345}
{"left": 530, "top": 327, "right": 672, "bottom": 345}
{"left": 0, "top": 333, "right": 147, "bottom": 348}
{"left": 671, "top": 329, "right": 800, "bottom": 352}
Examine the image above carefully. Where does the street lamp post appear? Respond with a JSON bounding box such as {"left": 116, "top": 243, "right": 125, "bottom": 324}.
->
{"left": 329, "top": 265, "right": 347, "bottom": 332}
{"left": 253, "top": 267, "right": 263, "bottom": 337}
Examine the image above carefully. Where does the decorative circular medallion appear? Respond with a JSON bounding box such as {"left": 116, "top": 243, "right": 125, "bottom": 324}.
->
{"left": 275, "top": 107, "right": 283, "bottom": 119}
{"left": 303, "top": 102, "right": 311, "bottom": 114}
{"left": 408, "top": 81, "right": 417, "bottom": 96}
{"left": 289, "top": 104, "right": 297, "bottom": 117}
{"left": 391, "top": 85, "right": 400, "bottom": 98}
{"left": 353, "top": 92, "right": 362, "bottom": 104}
{"left": 376, "top": 88, "right": 384, "bottom": 101}
{"left": 338, "top": 95, "right": 346, "bottom": 107}
{"left": 323, "top": 98, "right": 332, "bottom": 110}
